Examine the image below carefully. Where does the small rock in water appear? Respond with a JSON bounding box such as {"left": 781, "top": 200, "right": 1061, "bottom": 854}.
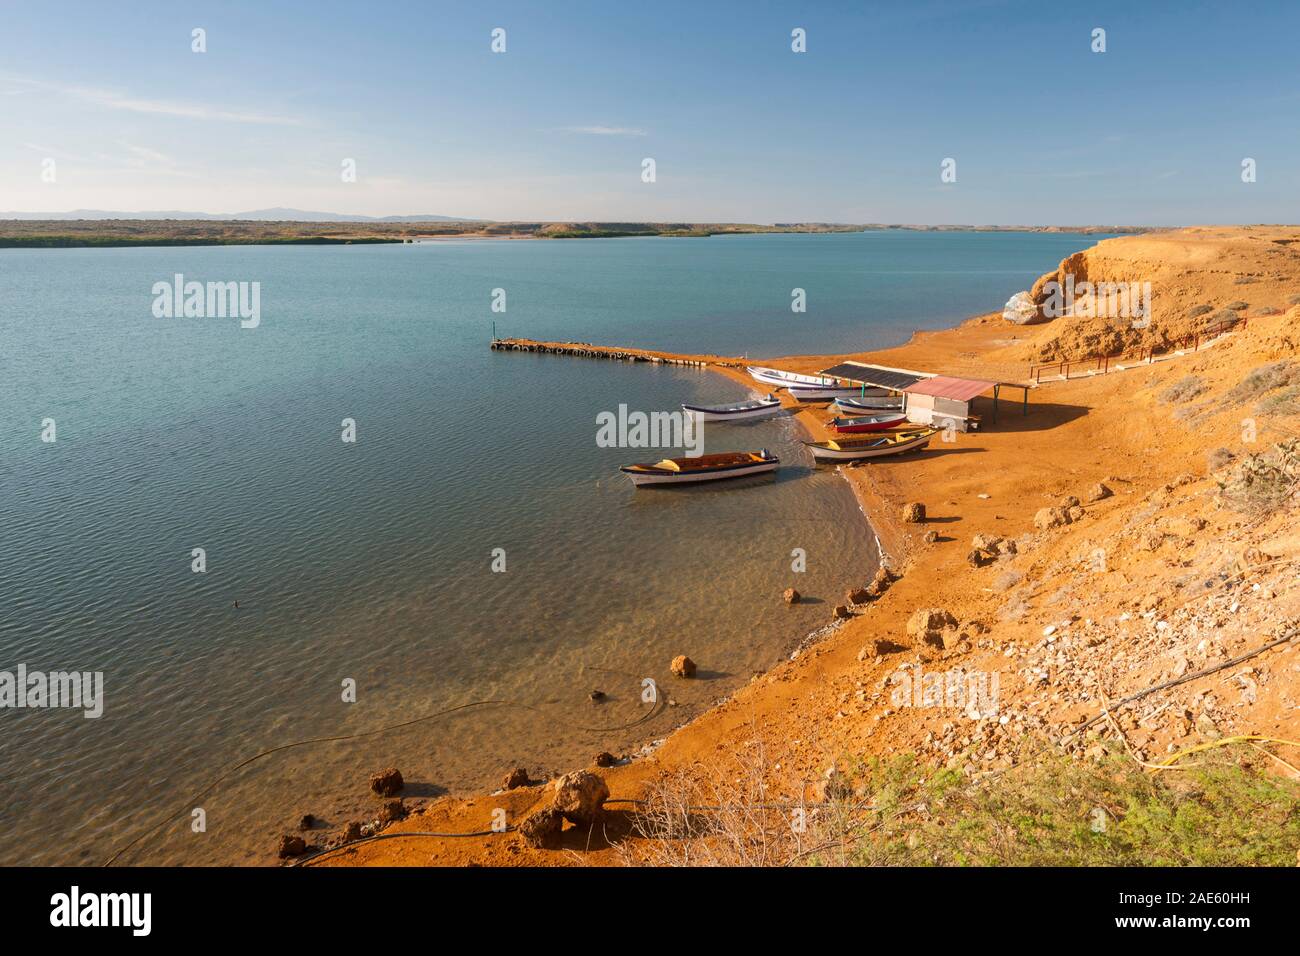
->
{"left": 593, "top": 751, "right": 616, "bottom": 768}
{"left": 589, "top": 689, "right": 606, "bottom": 701}
{"left": 341, "top": 821, "right": 363, "bottom": 843}
{"left": 369, "top": 767, "right": 404, "bottom": 797}
{"left": 846, "top": 587, "right": 870, "bottom": 604}
{"left": 832, "top": 604, "right": 852, "bottom": 621}
{"left": 298, "top": 814, "right": 315, "bottom": 831}
{"left": 783, "top": 587, "right": 802, "bottom": 605}
{"left": 670, "top": 655, "right": 697, "bottom": 678}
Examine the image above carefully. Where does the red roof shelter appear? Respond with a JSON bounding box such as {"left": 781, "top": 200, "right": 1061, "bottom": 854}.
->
{"left": 901, "top": 375, "right": 1029, "bottom": 426}
{"left": 902, "top": 376, "right": 996, "bottom": 402}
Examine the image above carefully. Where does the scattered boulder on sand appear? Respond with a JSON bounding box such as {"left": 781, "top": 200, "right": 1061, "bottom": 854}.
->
{"left": 901, "top": 502, "right": 926, "bottom": 523}
{"left": 783, "top": 587, "right": 802, "bottom": 605}
{"left": 866, "top": 565, "right": 899, "bottom": 598}
{"left": 832, "top": 604, "right": 852, "bottom": 621}
{"left": 857, "top": 639, "right": 898, "bottom": 661}
{"left": 550, "top": 770, "right": 610, "bottom": 825}
{"left": 341, "top": 821, "right": 364, "bottom": 843}
{"left": 1034, "top": 506, "right": 1071, "bottom": 531}
{"left": 1086, "top": 482, "right": 1113, "bottom": 502}
{"left": 518, "top": 807, "right": 565, "bottom": 849}
{"left": 922, "top": 529, "right": 939, "bottom": 543}
{"left": 967, "top": 548, "right": 995, "bottom": 568}
{"left": 369, "top": 767, "right": 404, "bottom": 797}
{"left": 503, "top": 767, "right": 530, "bottom": 790}
{"left": 277, "top": 834, "right": 308, "bottom": 858}
{"left": 670, "top": 655, "right": 697, "bottom": 677}
{"left": 593, "top": 752, "right": 616, "bottom": 768}
{"left": 971, "top": 532, "right": 1014, "bottom": 554}
{"left": 378, "top": 800, "right": 407, "bottom": 825}
{"left": 907, "top": 608, "right": 957, "bottom": 637}
{"left": 907, "top": 607, "right": 957, "bottom": 648}
{"left": 846, "top": 586, "right": 871, "bottom": 604}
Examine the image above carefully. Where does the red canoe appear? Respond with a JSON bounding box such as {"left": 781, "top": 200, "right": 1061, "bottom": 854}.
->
{"left": 828, "top": 413, "right": 908, "bottom": 434}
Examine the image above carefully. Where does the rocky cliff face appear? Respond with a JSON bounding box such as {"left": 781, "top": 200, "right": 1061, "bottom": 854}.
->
{"left": 1007, "top": 227, "right": 1298, "bottom": 363}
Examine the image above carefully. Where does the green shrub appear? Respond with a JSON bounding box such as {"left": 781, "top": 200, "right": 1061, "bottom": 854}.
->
{"left": 1159, "top": 375, "right": 1207, "bottom": 403}
{"left": 845, "top": 747, "right": 1300, "bottom": 866}
{"left": 1225, "top": 361, "right": 1296, "bottom": 403}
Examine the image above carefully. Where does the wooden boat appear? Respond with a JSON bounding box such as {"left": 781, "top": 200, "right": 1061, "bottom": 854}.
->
{"left": 681, "top": 394, "right": 782, "bottom": 422}
{"left": 828, "top": 413, "right": 908, "bottom": 433}
{"left": 804, "top": 429, "right": 935, "bottom": 462}
{"left": 746, "top": 365, "right": 834, "bottom": 388}
{"left": 786, "top": 384, "right": 878, "bottom": 401}
{"left": 835, "top": 396, "right": 904, "bottom": 413}
{"left": 621, "top": 449, "right": 779, "bottom": 486}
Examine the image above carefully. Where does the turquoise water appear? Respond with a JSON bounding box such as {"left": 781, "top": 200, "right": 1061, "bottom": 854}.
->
{"left": 0, "top": 231, "right": 1103, "bottom": 864}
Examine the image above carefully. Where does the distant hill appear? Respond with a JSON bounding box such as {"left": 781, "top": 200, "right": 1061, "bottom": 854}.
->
{"left": 0, "top": 208, "right": 476, "bottom": 222}
{"left": 0, "top": 219, "right": 1156, "bottom": 249}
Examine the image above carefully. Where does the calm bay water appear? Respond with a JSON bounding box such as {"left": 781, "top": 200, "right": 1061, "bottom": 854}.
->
{"left": 0, "top": 231, "right": 1103, "bottom": 864}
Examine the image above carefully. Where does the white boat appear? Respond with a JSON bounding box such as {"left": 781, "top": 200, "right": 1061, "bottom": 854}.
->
{"left": 786, "top": 384, "right": 874, "bottom": 401}
{"left": 621, "top": 449, "right": 779, "bottom": 486}
{"left": 746, "top": 365, "right": 835, "bottom": 388}
{"left": 681, "top": 394, "right": 783, "bottom": 422}
{"left": 835, "top": 396, "right": 904, "bottom": 413}
{"left": 804, "top": 429, "right": 935, "bottom": 462}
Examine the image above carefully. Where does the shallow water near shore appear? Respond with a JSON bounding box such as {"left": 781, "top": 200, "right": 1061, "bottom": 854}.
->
{"left": 0, "top": 231, "right": 1105, "bottom": 864}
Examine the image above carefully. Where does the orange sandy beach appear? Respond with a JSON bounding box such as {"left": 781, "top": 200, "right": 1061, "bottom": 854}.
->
{"left": 300, "top": 226, "right": 1300, "bottom": 866}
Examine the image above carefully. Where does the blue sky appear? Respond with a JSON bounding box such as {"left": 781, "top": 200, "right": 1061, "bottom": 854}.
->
{"left": 1, "top": 0, "right": 1297, "bottom": 223}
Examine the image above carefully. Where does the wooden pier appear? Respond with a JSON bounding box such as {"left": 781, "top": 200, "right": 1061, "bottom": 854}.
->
{"left": 490, "top": 337, "right": 743, "bottom": 369}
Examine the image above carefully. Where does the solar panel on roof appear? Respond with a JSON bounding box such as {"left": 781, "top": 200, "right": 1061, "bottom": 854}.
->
{"left": 818, "top": 362, "right": 929, "bottom": 391}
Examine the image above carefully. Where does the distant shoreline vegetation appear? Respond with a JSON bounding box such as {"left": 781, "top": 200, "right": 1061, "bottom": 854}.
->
{"left": 0, "top": 219, "right": 1151, "bottom": 249}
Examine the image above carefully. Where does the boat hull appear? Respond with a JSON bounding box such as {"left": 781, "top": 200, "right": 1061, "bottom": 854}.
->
{"left": 786, "top": 385, "right": 870, "bottom": 401}
{"left": 805, "top": 432, "right": 933, "bottom": 462}
{"left": 745, "top": 365, "right": 832, "bottom": 388}
{"left": 680, "top": 400, "right": 783, "bottom": 421}
{"left": 829, "top": 414, "right": 908, "bottom": 433}
{"left": 835, "top": 396, "right": 903, "bottom": 412}
{"left": 621, "top": 459, "right": 779, "bottom": 486}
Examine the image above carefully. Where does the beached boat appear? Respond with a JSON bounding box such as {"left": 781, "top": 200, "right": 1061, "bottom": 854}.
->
{"left": 746, "top": 365, "right": 834, "bottom": 388}
{"left": 621, "top": 449, "right": 780, "bottom": 486}
{"left": 681, "top": 394, "right": 783, "bottom": 422}
{"left": 835, "top": 396, "right": 904, "bottom": 413}
{"left": 804, "top": 429, "right": 935, "bottom": 462}
{"left": 785, "top": 384, "right": 876, "bottom": 401}
{"left": 828, "top": 413, "right": 908, "bottom": 433}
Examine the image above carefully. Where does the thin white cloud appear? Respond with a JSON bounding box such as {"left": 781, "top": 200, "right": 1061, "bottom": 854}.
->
{"left": 556, "top": 125, "right": 647, "bottom": 137}
{"left": 120, "top": 143, "right": 175, "bottom": 166}
{"left": 8, "top": 76, "right": 304, "bottom": 126}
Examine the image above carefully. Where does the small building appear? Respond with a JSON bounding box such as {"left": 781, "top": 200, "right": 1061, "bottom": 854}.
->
{"left": 900, "top": 375, "right": 997, "bottom": 432}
